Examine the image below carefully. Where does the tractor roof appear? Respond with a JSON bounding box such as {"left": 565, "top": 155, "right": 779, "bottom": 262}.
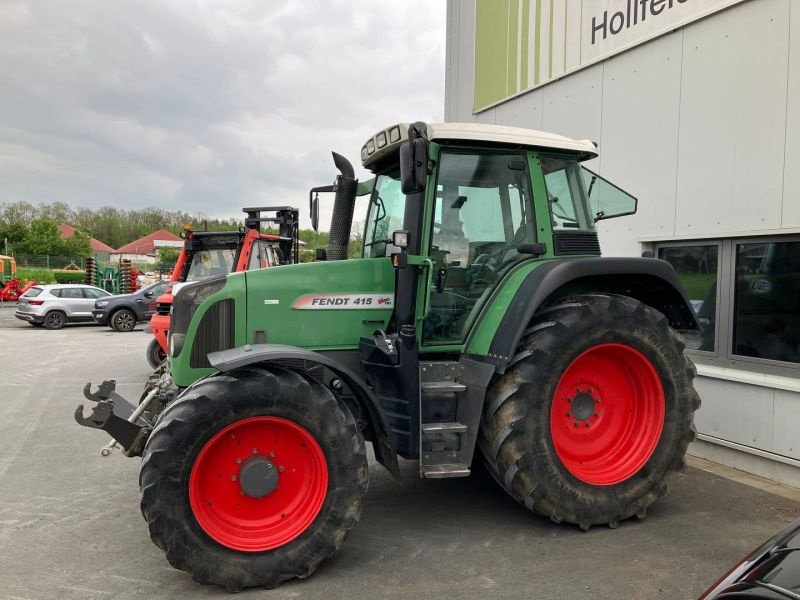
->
{"left": 361, "top": 122, "right": 598, "bottom": 170}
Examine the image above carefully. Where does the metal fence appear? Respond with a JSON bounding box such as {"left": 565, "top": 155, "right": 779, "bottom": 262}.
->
{"left": 12, "top": 255, "right": 87, "bottom": 269}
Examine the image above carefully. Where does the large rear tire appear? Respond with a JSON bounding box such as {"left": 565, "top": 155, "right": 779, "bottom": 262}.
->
{"left": 480, "top": 294, "right": 699, "bottom": 530}
{"left": 139, "top": 365, "right": 368, "bottom": 591}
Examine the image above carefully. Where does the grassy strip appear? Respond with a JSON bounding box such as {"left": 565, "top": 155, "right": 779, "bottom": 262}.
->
{"left": 15, "top": 267, "right": 57, "bottom": 284}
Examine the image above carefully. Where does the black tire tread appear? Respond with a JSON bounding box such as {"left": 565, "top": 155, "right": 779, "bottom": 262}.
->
{"left": 111, "top": 308, "right": 136, "bottom": 332}
{"left": 139, "top": 365, "right": 368, "bottom": 590}
{"left": 43, "top": 310, "right": 66, "bottom": 330}
{"left": 480, "top": 293, "right": 700, "bottom": 530}
{"left": 145, "top": 338, "right": 166, "bottom": 369}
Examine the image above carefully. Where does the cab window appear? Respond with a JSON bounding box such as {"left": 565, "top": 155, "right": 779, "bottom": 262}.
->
{"left": 424, "top": 151, "right": 535, "bottom": 344}
{"left": 541, "top": 156, "right": 595, "bottom": 231}
{"left": 248, "top": 241, "right": 271, "bottom": 270}
{"left": 363, "top": 173, "right": 407, "bottom": 258}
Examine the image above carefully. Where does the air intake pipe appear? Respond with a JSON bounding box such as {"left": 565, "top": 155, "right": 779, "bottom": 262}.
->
{"left": 327, "top": 152, "right": 358, "bottom": 261}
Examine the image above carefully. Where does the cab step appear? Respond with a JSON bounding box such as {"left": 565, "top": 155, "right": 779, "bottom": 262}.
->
{"left": 421, "top": 421, "right": 467, "bottom": 434}
{"left": 418, "top": 360, "right": 495, "bottom": 480}
{"left": 421, "top": 381, "right": 467, "bottom": 393}
{"left": 421, "top": 462, "right": 471, "bottom": 478}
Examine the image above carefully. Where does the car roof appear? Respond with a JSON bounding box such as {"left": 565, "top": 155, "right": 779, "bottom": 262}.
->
{"left": 39, "top": 284, "right": 109, "bottom": 292}
{"left": 40, "top": 284, "right": 102, "bottom": 289}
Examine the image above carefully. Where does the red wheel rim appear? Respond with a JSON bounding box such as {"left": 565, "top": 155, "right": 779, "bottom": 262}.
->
{"left": 549, "top": 343, "right": 665, "bottom": 486}
{"left": 189, "top": 416, "right": 328, "bottom": 552}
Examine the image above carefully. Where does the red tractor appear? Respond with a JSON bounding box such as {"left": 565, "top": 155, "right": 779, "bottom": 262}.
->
{"left": 0, "top": 255, "right": 36, "bottom": 302}
{"left": 146, "top": 207, "right": 299, "bottom": 368}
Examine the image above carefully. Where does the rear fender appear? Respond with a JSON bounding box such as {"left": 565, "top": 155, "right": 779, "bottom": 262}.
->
{"left": 479, "top": 257, "right": 698, "bottom": 374}
{"left": 208, "top": 344, "right": 399, "bottom": 477}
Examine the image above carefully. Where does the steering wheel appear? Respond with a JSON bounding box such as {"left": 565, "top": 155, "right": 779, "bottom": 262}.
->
{"left": 467, "top": 252, "right": 498, "bottom": 292}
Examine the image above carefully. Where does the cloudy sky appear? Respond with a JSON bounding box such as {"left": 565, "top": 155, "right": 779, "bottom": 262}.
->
{"left": 0, "top": 1, "right": 446, "bottom": 228}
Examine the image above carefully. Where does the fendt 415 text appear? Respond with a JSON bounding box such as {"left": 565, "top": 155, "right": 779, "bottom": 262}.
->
{"left": 75, "top": 122, "right": 701, "bottom": 591}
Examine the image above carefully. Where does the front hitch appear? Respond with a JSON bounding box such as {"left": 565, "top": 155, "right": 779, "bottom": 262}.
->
{"left": 75, "top": 380, "right": 153, "bottom": 457}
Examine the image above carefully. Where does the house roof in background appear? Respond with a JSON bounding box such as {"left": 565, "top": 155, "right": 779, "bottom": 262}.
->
{"left": 112, "top": 229, "right": 182, "bottom": 255}
{"left": 59, "top": 223, "right": 116, "bottom": 253}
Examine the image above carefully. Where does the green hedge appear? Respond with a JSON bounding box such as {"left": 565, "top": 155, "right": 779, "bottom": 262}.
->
{"left": 15, "top": 267, "right": 56, "bottom": 284}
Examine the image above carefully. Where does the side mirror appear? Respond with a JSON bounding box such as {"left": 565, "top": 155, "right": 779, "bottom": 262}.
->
{"left": 400, "top": 123, "right": 429, "bottom": 194}
{"left": 311, "top": 193, "right": 320, "bottom": 232}
{"left": 400, "top": 138, "right": 428, "bottom": 194}
{"left": 144, "top": 291, "right": 154, "bottom": 298}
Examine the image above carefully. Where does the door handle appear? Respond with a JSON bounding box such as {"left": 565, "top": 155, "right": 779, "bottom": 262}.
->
{"left": 420, "top": 258, "right": 434, "bottom": 319}
{"left": 435, "top": 267, "right": 447, "bottom": 294}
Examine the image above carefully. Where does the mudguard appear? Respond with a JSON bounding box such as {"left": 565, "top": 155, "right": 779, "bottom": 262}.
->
{"left": 208, "top": 343, "right": 399, "bottom": 477}
{"left": 482, "top": 257, "right": 699, "bottom": 374}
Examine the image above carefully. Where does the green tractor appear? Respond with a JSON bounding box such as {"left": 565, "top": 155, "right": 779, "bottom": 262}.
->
{"left": 75, "top": 122, "right": 700, "bottom": 591}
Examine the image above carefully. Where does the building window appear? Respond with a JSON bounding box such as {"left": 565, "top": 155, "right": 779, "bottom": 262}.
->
{"left": 732, "top": 241, "right": 800, "bottom": 364}
{"left": 656, "top": 237, "right": 800, "bottom": 374}
{"left": 657, "top": 244, "right": 719, "bottom": 352}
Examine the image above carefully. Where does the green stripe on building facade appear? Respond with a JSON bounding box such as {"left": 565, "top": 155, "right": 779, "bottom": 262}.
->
{"left": 506, "top": 0, "right": 519, "bottom": 97}
{"left": 474, "top": 0, "right": 511, "bottom": 110}
{"left": 548, "top": 0, "right": 555, "bottom": 80}
{"left": 533, "top": 0, "right": 541, "bottom": 86}
{"left": 520, "top": 0, "right": 530, "bottom": 90}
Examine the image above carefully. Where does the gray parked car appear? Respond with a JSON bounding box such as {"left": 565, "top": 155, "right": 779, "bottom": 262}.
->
{"left": 15, "top": 284, "right": 112, "bottom": 330}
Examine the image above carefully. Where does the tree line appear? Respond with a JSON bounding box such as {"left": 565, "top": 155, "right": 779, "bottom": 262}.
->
{"left": 0, "top": 201, "right": 361, "bottom": 259}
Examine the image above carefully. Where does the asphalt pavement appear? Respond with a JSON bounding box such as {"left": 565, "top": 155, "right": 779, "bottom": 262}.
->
{"left": 1, "top": 305, "right": 798, "bottom": 600}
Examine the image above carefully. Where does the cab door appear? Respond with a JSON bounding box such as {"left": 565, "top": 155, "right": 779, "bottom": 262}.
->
{"left": 422, "top": 150, "right": 537, "bottom": 346}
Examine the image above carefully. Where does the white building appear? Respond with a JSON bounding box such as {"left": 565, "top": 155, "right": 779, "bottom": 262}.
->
{"left": 445, "top": 0, "right": 800, "bottom": 486}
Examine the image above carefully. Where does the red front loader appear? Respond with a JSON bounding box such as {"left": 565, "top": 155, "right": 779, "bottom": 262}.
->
{"left": 146, "top": 207, "right": 299, "bottom": 367}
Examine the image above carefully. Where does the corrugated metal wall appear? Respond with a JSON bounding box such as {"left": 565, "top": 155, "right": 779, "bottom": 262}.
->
{"left": 445, "top": 0, "right": 800, "bottom": 485}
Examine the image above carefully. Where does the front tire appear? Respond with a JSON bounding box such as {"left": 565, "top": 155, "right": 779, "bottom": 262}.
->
{"left": 146, "top": 338, "right": 166, "bottom": 369}
{"left": 139, "top": 365, "right": 369, "bottom": 591}
{"left": 111, "top": 309, "right": 136, "bottom": 332}
{"left": 480, "top": 294, "right": 699, "bottom": 530}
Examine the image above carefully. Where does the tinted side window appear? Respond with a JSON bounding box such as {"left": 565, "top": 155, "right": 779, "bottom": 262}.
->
{"left": 83, "top": 288, "right": 107, "bottom": 299}
{"left": 658, "top": 245, "right": 719, "bottom": 352}
{"left": 49, "top": 289, "right": 62, "bottom": 298}
{"left": 733, "top": 241, "right": 800, "bottom": 364}
{"left": 62, "top": 288, "right": 83, "bottom": 299}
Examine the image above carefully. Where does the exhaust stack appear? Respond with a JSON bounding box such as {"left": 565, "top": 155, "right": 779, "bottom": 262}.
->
{"left": 327, "top": 152, "right": 358, "bottom": 261}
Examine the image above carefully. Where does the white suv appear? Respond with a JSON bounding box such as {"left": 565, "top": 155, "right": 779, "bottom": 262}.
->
{"left": 15, "top": 284, "right": 112, "bottom": 330}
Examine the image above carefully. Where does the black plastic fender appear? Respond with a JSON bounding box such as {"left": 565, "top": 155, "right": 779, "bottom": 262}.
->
{"left": 483, "top": 257, "right": 699, "bottom": 374}
{"left": 207, "top": 343, "right": 399, "bottom": 476}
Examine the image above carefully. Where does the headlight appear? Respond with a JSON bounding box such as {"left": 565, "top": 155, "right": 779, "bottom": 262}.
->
{"left": 95, "top": 300, "right": 109, "bottom": 308}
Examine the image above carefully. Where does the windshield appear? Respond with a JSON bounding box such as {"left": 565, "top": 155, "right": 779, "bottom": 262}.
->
{"left": 186, "top": 248, "right": 237, "bottom": 281}
{"left": 363, "top": 173, "right": 407, "bottom": 258}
